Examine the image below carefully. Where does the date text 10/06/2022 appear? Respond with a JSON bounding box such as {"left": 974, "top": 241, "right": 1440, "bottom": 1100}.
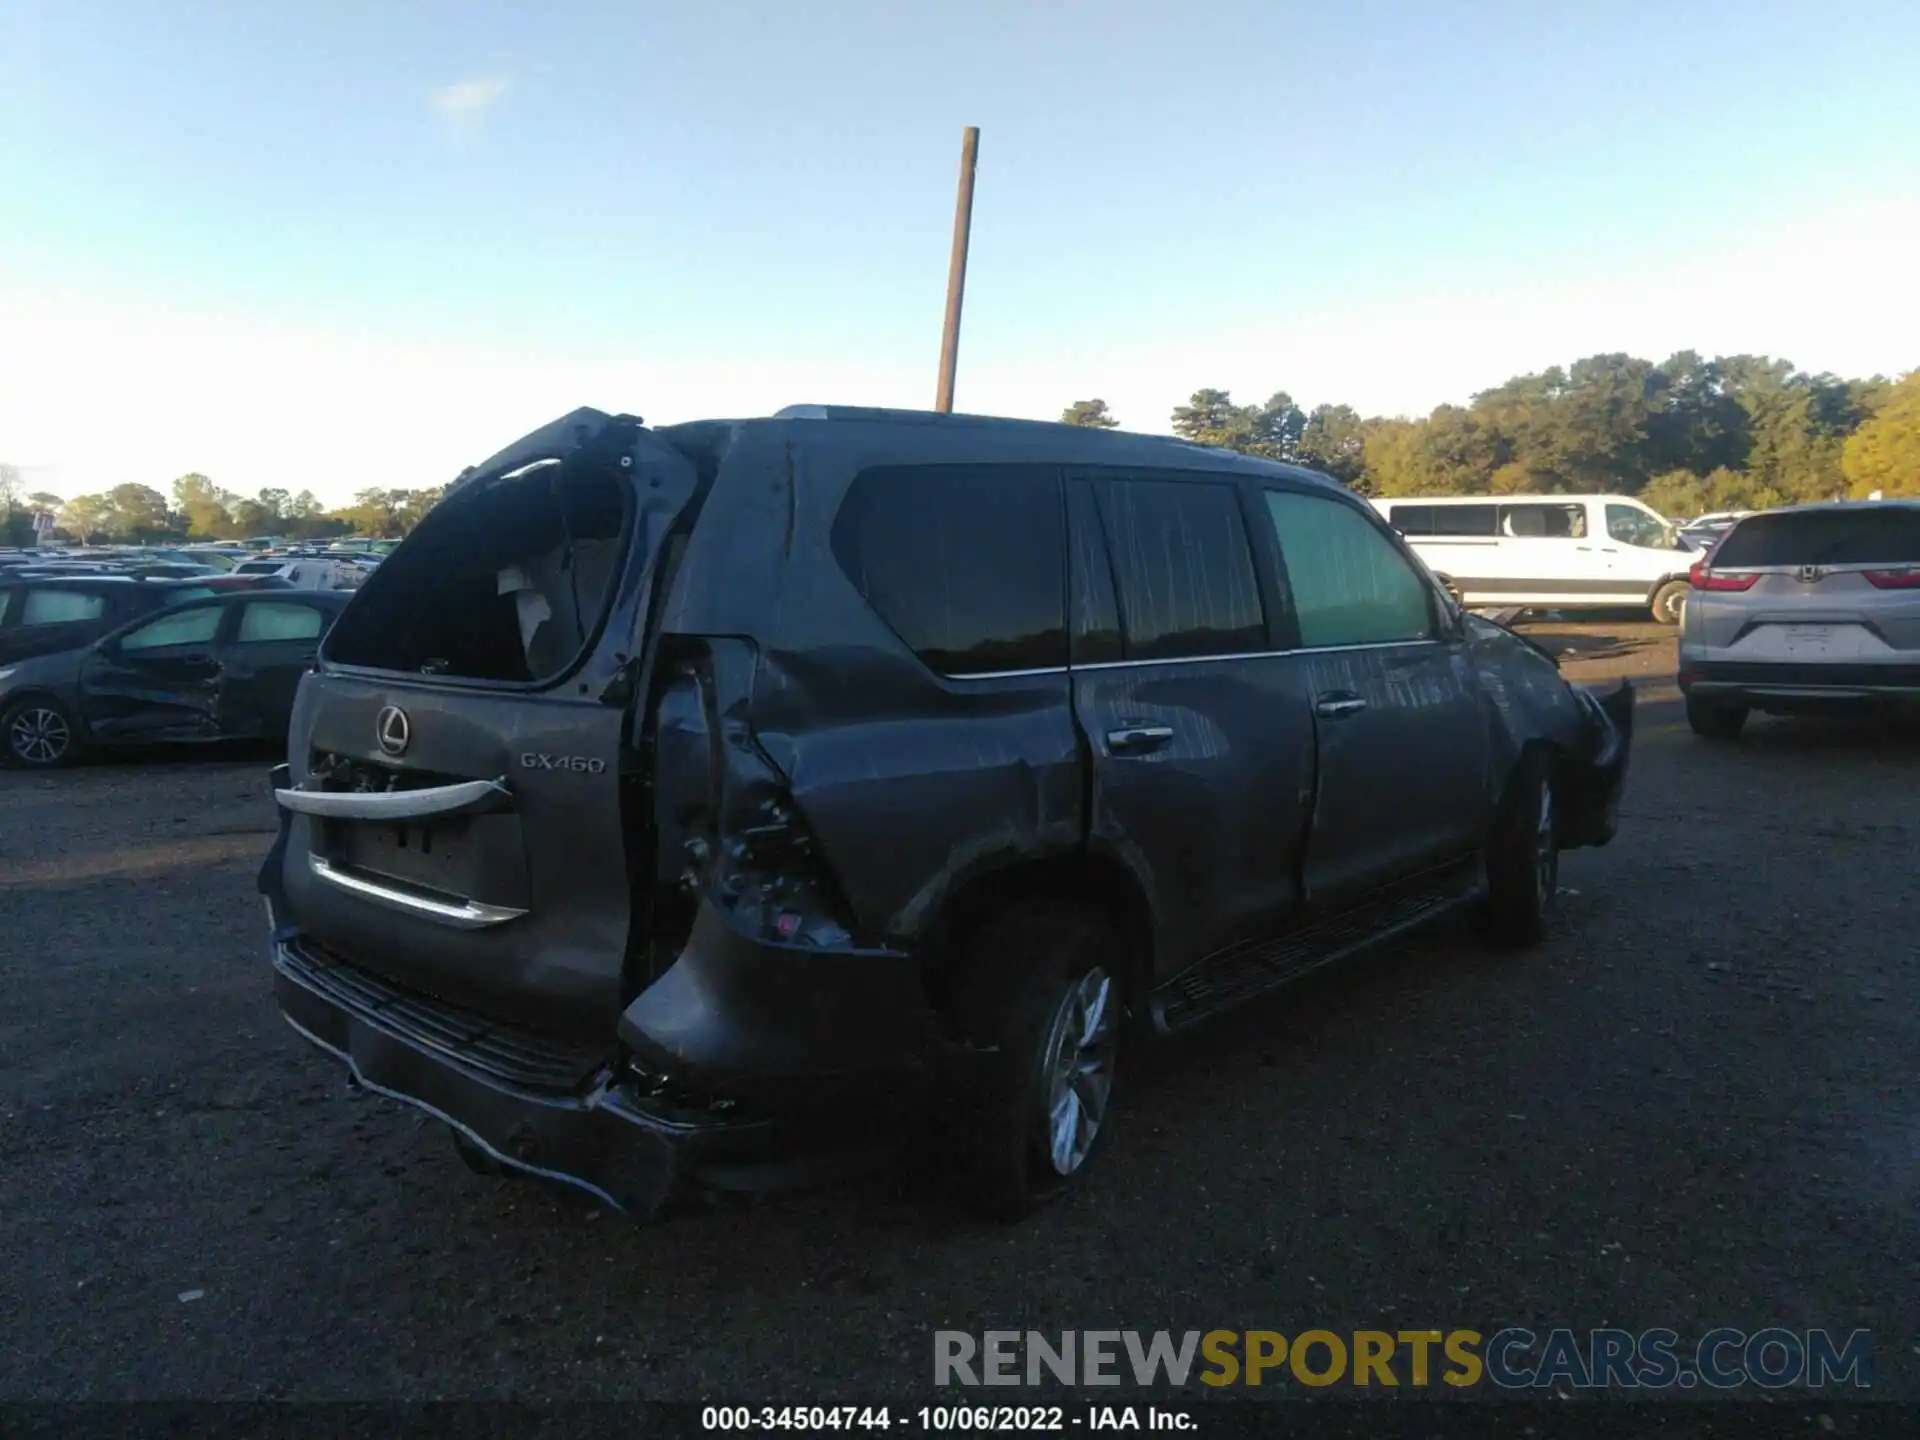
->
{"left": 702, "top": 1408, "right": 1193, "bottom": 1432}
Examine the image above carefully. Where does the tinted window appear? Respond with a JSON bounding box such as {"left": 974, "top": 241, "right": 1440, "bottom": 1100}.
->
{"left": 22, "top": 588, "right": 108, "bottom": 624}
{"left": 1097, "top": 477, "right": 1266, "bottom": 661}
{"left": 1499, "top": 502, "right": 1587, "bottom": 539}
{"left": 119, "top": 606, "right": 223, "bottom": 651}
{"left": 165, "top": 587, "right": 218, "bottom": 605}
{"left": 1067, "top": 482, "right": 1123, "bottom": 665}
{"left": 831, "top": 464, "right": 1066, "bottom": 676}
{"left": 1431, "top": 504, "right": 1500, "bottom": 536}
{"left": 237, "top": 601, "right": 327, "bottom": 642}
{"left": 1605, "top": 504, "right": 1671, "bottom": 549}
{"left": 1386, "top": 504, "right": 1433, "bottom": 535}
{"left": 1264, "top": 491, "right": 1435, "bottom": 648}
{"left": 1712, "top": 508, "right": 1920, "bottom": 568}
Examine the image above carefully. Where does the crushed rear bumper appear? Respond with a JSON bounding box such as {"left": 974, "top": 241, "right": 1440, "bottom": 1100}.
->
{"left": 270, "top": 931, "right": 772, "bottom": 1215}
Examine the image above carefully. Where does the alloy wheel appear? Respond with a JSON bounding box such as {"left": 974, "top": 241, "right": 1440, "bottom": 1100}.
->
{"left": 7, "top": 706, "right": 72, "bottom": 765}
{"left": 1036, "top": 967, "right": 1118, "bottom": 1177}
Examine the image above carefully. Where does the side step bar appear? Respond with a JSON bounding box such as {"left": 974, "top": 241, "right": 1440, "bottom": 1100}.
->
{"left": 1149, "top": 861, "right": 1483, "bottom": 1033}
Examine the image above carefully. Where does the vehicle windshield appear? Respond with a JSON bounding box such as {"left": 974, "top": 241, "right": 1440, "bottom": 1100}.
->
{"left": 1712, "top": 508, "right": 1920, "bottom": 568}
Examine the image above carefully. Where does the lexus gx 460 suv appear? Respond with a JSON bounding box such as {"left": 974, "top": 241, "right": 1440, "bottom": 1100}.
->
{"left": 261, "top": 405, "right": 1635, "bottom": 1220}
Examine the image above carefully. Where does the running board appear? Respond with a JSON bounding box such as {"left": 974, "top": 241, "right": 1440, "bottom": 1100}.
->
{"left": 1149, "top": 862, "right": 1484, "bottom": 1034}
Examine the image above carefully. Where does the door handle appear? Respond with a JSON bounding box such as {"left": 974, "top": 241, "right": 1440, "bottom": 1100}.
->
{"left": 1314, "top": 692, "right": 1368, "bottom": 719}
{"left": 1105, "top": 724, "right": 1174, "bottom": 755}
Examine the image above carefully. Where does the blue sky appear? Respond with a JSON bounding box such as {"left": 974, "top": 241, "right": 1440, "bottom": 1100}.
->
{"left": 3, "top": 0, "right": 1918, "bottom": 505}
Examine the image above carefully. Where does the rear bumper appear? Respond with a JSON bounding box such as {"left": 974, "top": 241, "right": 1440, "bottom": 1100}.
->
{"left": 1680, "top": 660, "right": 1920, "bottom": 711}
{"left": 271, "top": 932, "right": 773, "bottom": 1215}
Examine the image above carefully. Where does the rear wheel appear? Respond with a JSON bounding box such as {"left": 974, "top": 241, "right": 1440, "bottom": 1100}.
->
{"left": 1479, "top": 749, "right": 1558, "bottom": 948}
{"left": 3, "top": 696, "right": 80, "bottom": 768}
{"left": 1650, "top": 580, "right": 1690, "bottom": 626}
{"left": 947, "top": 901, "right": 1123, "bottom": 1220}
{"left": 1686, "top": 695, "right": 1748, "bottom": 740}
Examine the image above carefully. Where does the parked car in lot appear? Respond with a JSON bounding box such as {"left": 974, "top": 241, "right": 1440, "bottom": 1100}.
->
{"left": 1678, "top": 501, "right": 1920, "bottom": 738}
{"left": 259, "top": 405, "right": 1635, "bottom": 1221}
{"left": 0, "top": 573, "right": 294, "bottom": 665}
{"left": 228, "top": 556, "right": 365, "bottom": 590}
{"left": 0, "top": 590, "right": 350, "bottom": 767}
{"left": 1372, "top": 494, "right": 1700, "bottom": 623}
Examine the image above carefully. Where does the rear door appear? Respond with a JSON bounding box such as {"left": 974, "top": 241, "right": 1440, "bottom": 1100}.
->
{"left": 1067, "top": 470, "right": 1316, "bottom": 980}
{"left": 1495, "top": 501, "right": 1612, "bottom": 606}
{"left": 217, "top": 597, "right": 335, "bottom": 738}
{"left": 1256, "top": 486, "right": 1491, "bottom": 907}
{"left": 78, "top": 600, "right": 231, "bottom": 741}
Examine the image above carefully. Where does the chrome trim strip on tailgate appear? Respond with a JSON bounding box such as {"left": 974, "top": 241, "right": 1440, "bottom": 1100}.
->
{"left": 307, "top": 854, "right": 527, "bottom": 929}
{"left": 274, "top": 777, "right": 511, "bottom": 821}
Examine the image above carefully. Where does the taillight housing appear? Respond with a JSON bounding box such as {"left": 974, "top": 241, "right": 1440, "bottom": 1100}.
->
{"left": 1688, "top": 559, "right": 1759, "bottom": 592}
{"left": 1863, "top": 567, "right": 1920, "bottom": 590}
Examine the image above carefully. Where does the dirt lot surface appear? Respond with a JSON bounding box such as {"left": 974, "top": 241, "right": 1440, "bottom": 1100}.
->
{"left": 5, "top": 615, "right": 1916, "bottom": 1406}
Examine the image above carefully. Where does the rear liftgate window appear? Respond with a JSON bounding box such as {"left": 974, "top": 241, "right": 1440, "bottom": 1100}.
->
{"left": 1712, "top": 509, "right": 1920, "bottom": 568}
{"left": 323, "top": 459, "right": 631, "bottom": 683}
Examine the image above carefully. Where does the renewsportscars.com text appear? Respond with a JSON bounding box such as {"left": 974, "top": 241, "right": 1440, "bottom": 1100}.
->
{"left": 934, "top": 1329, "right": 1873, "bottom": 1391}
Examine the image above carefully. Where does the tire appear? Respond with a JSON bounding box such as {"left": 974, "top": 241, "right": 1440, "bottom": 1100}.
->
{"left": 1479, "top": 748, "right": 1558, "bottom": 949}
{"left": 2, "top": 696, "right": 80, "bottom": 768}
{"left": 1650, "top": 580, "right": 1690, "bottom": 626}
{"left": 1686, "top": 695, "right": 1748, "bottom": 741}
{"left": 947, "top": 901, "right": 1124, "bottom": 1220}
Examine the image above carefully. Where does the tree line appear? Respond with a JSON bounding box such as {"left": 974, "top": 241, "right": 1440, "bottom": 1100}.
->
{"left": 1063, "top": 351, "right": 1920, "bottom": 512}
{"left": 0, "top": 468, "right": 448, "bottom": 547}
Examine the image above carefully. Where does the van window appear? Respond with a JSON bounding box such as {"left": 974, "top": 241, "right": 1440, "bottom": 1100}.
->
{"left": 21, "top": 588, "right": 107, "bottom": 624}
{"left": 1265, "top": 491, "right": 1434, "bottom": 648}
{"left": 1712, "top": 508, "right": 1920, "bottom": 569}
{"left": 1385, "top": 504, "right": 1433, "bottom": 535}
{"left": 323, "top": 457, "right": 631, "bottom": 683}
{"left": 831, "top": 464, "right": 1067, "bottom": 677}
{"left": 1604, "top": 504, "right": 1673, "bottom": 550}
{"left": 1432, "top": 504, "right": 1499, "bottom": 537}
{"left": 1499, "top": 503, "right": 1587, "bottom": 539}
{"left": 1097, "top": 477, "right": 1266, "bottom": 662}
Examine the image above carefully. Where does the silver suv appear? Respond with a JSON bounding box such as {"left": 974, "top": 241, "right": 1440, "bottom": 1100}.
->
{"left": 1678, "top": 501, "right": 1920, "bottom": 738}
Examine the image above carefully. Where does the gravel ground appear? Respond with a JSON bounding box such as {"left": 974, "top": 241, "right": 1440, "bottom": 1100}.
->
{"left": 4, "top": 617, "right": 1916, "bottom": 1403}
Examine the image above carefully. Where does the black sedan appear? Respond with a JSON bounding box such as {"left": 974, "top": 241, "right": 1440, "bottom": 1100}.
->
{"left": 0, "top": 590, "right": 351, "bottom": 768}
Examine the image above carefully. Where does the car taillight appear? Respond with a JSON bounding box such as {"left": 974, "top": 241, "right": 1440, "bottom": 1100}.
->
{"left": 1687, "top": 559, "right": 1759, "bottom": 591}
{"left": 1863, "top": 567, "right": 1920, "bottom": 589}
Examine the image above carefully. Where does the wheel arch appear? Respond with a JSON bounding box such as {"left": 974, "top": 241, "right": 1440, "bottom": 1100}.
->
{"left": 917, "top": 850, "right": 1153, "bottom": 1029}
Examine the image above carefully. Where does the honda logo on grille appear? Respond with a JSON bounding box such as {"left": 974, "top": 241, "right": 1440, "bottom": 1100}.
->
{"left": 375, "top": 705, "right": 411, "bottom": 756}
{"left": 1797, "top": 565, "right": 1824, "bottom": 583}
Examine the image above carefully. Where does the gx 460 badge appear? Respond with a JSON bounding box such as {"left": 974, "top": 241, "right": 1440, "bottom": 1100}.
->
{"left": 519, "top": 753, "right": 607, "bottom": 773}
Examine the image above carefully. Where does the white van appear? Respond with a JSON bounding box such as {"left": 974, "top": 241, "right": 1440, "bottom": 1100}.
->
{"left": 1372, "top": 493, "right": 1698, "bottom": 624}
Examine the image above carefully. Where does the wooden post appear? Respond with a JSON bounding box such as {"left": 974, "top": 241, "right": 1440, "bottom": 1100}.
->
{"left": 935, "top": 126, "right": 980, "bottom": 413}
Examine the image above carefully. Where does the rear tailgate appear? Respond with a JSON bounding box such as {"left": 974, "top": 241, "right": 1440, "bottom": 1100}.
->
{"left": 264, "top": 413, "right": 706, "bottom": 1040}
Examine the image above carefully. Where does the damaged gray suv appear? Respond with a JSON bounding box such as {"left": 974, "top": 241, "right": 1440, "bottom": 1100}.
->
{"left": 261, "top": 405, "right": 1635, "bottom": 1220}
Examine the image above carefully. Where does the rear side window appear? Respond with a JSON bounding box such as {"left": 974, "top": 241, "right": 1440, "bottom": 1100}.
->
{"left": 1385, "top": 504, "right": 1432, "bottom": 535}
{"left": 831, "top": 464, "right": 1066, "bottom": 677}
{"left": 237, "top": 601, "right": 327, "bottom": 642}
{"left": 1499, "top": 503, "right": 1587, "bottom": 539}
{"left": 21, "top": 589, "right": 107, "bottom": 624}
{"left": 1712, "top": 509, "right": 1920, "bottom": 568}
{"left": 1096, "top": 477, "right": 1266, "bottom": 661}
{"left": 1432, "top": 504, "right": 1500, "bottom": 536}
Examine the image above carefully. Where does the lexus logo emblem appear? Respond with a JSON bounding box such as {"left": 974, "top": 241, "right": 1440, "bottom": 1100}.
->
{"left": 375, "top": 704, "right": 411, "bottom": 757}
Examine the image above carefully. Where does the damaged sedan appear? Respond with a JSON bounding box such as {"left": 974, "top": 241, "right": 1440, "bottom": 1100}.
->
{"left": 260, "top": 405, "right": 1634, "bottom": 1221}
